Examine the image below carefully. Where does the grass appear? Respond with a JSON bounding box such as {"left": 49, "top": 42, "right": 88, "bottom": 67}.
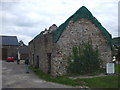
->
{"left": 78, "top": 76, "right": 119, "bottom": 88}
{"left": 115, "top": 64, "right": 120, "bottom": 74}
{"left": 29, "top": 65, "right": 119, "bottom": 88}
{"left": 29, "top": 66, "right": 80, "bottom": 86}
{"left": 66, "top": 68, "right": 105, "bottom": 76}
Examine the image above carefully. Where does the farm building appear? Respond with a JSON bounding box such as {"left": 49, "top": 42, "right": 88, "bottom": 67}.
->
{"left": 18, "top": 40, "right": 29, "bottom": 60}
{"left": 29, "top": 6, "right": 112, "bottom": 76}
{"left": 0, "top": 36, "right": 19, "bottom": 60}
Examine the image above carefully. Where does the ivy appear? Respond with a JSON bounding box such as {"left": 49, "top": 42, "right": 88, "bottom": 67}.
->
{"left": 67, "top": 41, "right": 102, "bottom": 74}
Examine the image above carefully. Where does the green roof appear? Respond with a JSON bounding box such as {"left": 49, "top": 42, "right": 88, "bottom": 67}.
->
{"left": 52, "top": 6, "right": 112, "bottom": 49}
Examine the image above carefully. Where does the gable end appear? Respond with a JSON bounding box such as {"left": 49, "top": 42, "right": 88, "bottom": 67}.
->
{"left": 52, "top": 6, "right": 112, "bottom": 49}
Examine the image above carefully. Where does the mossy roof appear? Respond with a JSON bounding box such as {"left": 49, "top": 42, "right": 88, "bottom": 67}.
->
{"left": 52, "top": 6, "right": 112, "bottom": 49}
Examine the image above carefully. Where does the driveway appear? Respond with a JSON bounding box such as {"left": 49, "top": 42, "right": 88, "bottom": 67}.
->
{"left": 2, "top": 60, "right": 73, "bottom": 88}
{"left": 0, "top": 60, "right": 2, "bottom": 89}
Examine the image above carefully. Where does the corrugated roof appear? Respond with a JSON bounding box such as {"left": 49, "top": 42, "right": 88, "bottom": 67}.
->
{"left": 0, "top": 36, "right": 19, "bottom": 45}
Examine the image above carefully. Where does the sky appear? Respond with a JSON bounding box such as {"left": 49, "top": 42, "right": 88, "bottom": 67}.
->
{"left": 0, "top": 0, "right": 119, "bottom": 45}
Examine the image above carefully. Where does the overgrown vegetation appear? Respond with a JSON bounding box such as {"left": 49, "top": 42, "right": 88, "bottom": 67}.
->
{"left": 67, "top": 41, "right": 103, "bottom": 74}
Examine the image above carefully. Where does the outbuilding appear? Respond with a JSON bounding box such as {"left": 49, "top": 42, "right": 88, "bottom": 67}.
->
{"left": 0, "top": 36, "right": 19, "bottom": 60}
{"left": 29, "top": 6, "right": 112, "bottom": 76}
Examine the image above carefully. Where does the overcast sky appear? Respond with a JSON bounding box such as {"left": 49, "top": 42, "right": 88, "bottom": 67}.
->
{"left": 0, "top": 0, "right": 119, "bottom": 45}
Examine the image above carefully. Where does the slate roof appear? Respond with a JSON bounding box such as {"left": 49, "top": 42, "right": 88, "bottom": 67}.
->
{"left": 0, "top": 36, "right": 19, "bottom": 46}
{"left": 113, "top": 37, "right": 120, "bottom": 47}
{"left": 18, "top": 46, "right": 29, "bottom": 54}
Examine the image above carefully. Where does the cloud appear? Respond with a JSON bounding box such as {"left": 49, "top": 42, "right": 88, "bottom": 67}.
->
{"left": 118, "top": 1, "right": 120, "bottom": 37}
{"left": 0, "top": 0, "right": 119, "bottom": 45}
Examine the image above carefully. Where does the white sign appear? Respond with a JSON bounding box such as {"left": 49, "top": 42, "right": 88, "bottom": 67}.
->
{"left": 106, "top": 63, "right": 115, "bottom": 74}
{"left": 18, "top": 50, "right": 20, "bottom": 60}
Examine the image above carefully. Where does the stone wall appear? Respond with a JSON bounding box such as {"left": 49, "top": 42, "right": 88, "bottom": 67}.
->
{"left": 29, "top": 33, "right": 53, "bottom": 74}
{"left": 51, "top": 18, "right": 112, "bottom": 76}
{"left": 29, "top": 19, "right": 112, "bottom": 77}
{"left": 29, "top": 40, "right": 34, "bottom": 66}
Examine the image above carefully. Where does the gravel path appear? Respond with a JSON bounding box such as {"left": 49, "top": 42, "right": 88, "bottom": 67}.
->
{"left": 2, "top": 60, "right": 73, "bottom": 88}
{"left": 69, "top": 74, "right": 108, "bottom": 79}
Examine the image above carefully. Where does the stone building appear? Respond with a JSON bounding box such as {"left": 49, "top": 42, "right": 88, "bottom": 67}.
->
{"left": 0, "top": 36, "right": 19, "bottom": 60}
{"left": 18, "top": 40, "right": 29, "bottom": 60}
{"left": 29, "top": 6, "right": 112, "bottom": 76}
{"left": 29, "top": 24, "right": 57, "bottom": 73}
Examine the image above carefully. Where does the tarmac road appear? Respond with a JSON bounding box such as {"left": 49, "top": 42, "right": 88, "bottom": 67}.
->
{"left": 2, "top": 60, "right": 73, "bottom": 88}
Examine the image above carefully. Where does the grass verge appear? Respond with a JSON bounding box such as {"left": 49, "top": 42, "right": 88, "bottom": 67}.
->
{"left": 29, "top": 65, "right": 119, "bottom": 88}
{"left": 78, "top": 75, "right": 119, "bottom": 88}
{"left": 115, "top": 64, "right": 120, "bottom": 74}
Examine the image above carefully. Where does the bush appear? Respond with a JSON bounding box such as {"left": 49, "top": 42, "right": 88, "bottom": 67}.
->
{"left": 67, "top": 41, "right": 102, "bottom": 74}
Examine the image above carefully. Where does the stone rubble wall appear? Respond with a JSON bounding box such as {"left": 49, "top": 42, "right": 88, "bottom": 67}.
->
{"left": 29, "top": 40, "right": 34, "bottom": 66}
{"left": 51, "top": 18, "right": 112, "bottom": 76}
{"left": 29, "top": 33, "right": 53, "bottom": 74}
{"left": 29, "top": 19, "right": 112, "bottom": 76}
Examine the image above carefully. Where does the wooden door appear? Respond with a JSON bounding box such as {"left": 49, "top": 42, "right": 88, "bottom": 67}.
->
{"left": 2, "top": 48, "right": 7, "bottom": 60}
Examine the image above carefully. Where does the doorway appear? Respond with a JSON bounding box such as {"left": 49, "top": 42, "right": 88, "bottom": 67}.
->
{"left": 47, "top": 53, "right": 51, "bottom": 74}
{"left": 32, "top": 54, "right": 34, "bottom": 66}
{"left": 2, "top": 48, "right": 7, "bottom": 60}
{"left": 36, "top": 55, "right": 39, "bottom": 68}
